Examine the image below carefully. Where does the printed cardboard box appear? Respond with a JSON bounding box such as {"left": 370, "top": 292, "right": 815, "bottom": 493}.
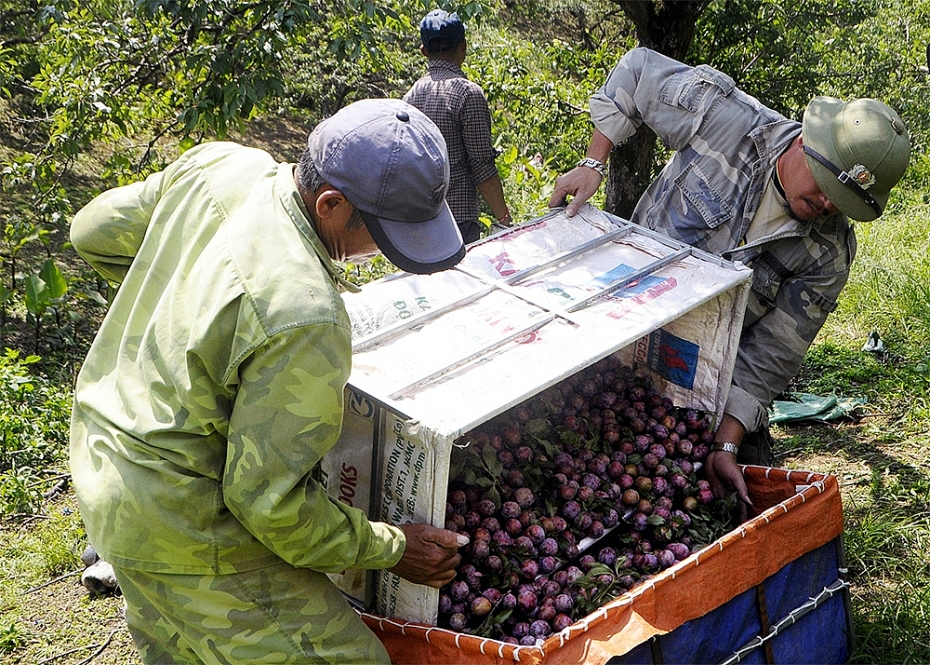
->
{"left": 319, "top": 204, "right": 754, "bottom": 623}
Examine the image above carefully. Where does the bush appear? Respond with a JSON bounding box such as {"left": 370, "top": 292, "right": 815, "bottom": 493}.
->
{"left": 0, "top": 350, "right": 72, "bottom": 516}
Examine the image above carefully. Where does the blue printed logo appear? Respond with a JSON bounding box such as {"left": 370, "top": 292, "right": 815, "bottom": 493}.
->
{"left": 348, "top": 391, "right": 375, "bottom": 419}
{"left": 647, "top": 330, "right": 699, "bottom": 390}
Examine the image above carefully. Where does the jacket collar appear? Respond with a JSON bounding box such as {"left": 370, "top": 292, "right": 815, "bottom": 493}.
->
{"left": 276, "top": 164, "right": 361, "bottom": 293}
{"left": 749, "top": 118, "right": 801, "bottom": 163}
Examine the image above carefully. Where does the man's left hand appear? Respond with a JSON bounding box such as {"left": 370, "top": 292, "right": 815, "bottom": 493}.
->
{"left": 705, "top": 449, "right": 752, "bottom": 523}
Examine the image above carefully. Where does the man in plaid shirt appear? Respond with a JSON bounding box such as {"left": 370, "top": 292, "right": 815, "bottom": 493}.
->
{"left": 405, "top": 9, "right": 511, "bottom": 244}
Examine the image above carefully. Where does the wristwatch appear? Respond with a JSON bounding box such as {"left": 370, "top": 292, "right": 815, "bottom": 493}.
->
{"left": 711, "top": 442, "right": 739, "bottom": 456}
{"left": 576, "top": 157, "right": 606, "bottom": 177}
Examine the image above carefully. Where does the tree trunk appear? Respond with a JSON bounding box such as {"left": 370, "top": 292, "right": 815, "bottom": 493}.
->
{"left": 604, "top": 1, "right": 711, "bottom": 218}
{"left": 604, "top": 128, "right": 657, "bottom": 220}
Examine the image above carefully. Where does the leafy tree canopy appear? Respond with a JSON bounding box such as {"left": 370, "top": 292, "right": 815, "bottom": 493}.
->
{"left": 1, "top": 0, "right": 929, "bottom": 356}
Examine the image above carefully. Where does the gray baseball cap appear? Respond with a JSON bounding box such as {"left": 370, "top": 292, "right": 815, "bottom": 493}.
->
{"left": 307, "top": 98, "right": 465, "bottom": 274}
{"left": 802, "top": 96, "right": 910, "bottom": 222}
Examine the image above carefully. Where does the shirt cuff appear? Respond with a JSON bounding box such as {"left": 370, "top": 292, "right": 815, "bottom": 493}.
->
{"left": 589, "top": 90, "right": 638, "bottom": 147}
{"left": 366, "top": 521, "right": 407, "bottom": 569}
{"left": 724, "top": 384, "right": 769, "bottom": 433}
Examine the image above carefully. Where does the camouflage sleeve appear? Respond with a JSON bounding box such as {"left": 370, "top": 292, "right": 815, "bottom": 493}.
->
{"left": 225, "top": 322, "right": 405, "bottom": 573}
{"left": 589, "top": 47, "right": 736, "bottom": 150}
{"left": 69, "top": 171, "right": 167, "bottom": 285}
{"left": 727, "top": 252, "right": 851, "bottom": 431}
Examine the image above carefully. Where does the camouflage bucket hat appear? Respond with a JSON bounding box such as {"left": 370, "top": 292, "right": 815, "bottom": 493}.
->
{"left": 802, "top": 96, "right": 910, "bottom": 221}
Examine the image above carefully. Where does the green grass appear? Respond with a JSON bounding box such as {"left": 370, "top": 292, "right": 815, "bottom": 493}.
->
{"left": 844, "top": 502, "right": 930, "bottom": 662}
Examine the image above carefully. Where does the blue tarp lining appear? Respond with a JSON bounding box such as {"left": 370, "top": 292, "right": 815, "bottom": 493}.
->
{"left": 605, "top": 538, "right": 851, "bottom": 665}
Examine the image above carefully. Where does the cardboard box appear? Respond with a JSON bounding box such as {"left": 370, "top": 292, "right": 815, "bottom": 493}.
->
{"left": 320, "top": 205, "right": 754, "bottom": 623}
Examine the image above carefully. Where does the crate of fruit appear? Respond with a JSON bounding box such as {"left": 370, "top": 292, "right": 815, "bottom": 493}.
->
{"left": 320, "top": 203, "right": 754, "bottom": 624}
{"left": 361, "top": 466, "right": 848, "bottom": 664}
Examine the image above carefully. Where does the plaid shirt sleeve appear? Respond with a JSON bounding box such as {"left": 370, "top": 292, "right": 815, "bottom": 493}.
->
{"left": 459, "top": 84, "right": 499, "bottom": 185}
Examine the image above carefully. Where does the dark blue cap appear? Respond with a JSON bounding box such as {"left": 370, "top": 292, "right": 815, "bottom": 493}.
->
{"left": 419, "top": 9, "right": 465, "bottom": 52}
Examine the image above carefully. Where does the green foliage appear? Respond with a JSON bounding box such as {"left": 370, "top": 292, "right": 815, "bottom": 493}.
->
{"left": 0, "top": 619, "right": 29, "bottom": 654}
{"left": 474, "top": 32, "right": 613, "bottom": 163}
{"left": 693, "top": 0, "right": 874, "bottom": 116}
{"left": 23, "top": 259, "right": 69, "bottom": 352}
{"left": 0, "top": 350, "right": 72, "bottom": 515}
{"left": 14, "top": 0, "right": 458, "bottom": 165}
{"left": 1, "top": 216, "right": 51, "bottom": 286}
{"left": 816, "top": 0, "right": 930, "bottom": 152}
{"left": 482, "top": 147, "right": 563, "bottom": 229}
{"left": 0, "top": 0, "right": 476, "bottom": 354}
{"left": 465, "top": 29, "right": 622, "bottom": 220}
{"left": 818, "top": 178, "right": 930, "bottom": 355}
{"left": 844, "top": 498, "right": 930, "bottom": 662}
{"left": 342, "top": 254, "right": 401, "bottom": 285}
{"left": 692, "top": 0, "right": 930, "bottom": 151}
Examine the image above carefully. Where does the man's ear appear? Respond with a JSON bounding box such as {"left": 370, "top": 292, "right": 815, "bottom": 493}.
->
{"left": 314, "top": 188, "right": 348, "bottom": 221}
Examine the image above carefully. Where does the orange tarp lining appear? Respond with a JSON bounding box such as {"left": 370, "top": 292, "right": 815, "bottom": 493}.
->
{"left": 363, "top": 467, "right": 844, "bottom": 665}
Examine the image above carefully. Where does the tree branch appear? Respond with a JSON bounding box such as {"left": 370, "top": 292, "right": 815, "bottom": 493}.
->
{"left": 23, "top": 568, "right": 81, "bottom": 594}
{"left": 76, "top": 629, "right": 121, "bottom": 665}
{"left": 35, "top": 627, "right": 121, "bottom": 665}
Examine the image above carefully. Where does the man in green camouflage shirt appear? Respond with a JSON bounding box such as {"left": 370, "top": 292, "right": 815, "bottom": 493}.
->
{"left": 550, "top": 48, "right": 910, "bottom": 519}
{"left": 70, "top": 99, "right": 467, "bottom": 664}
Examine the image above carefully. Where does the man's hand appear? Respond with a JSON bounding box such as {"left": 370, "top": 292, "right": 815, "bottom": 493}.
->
{"left": 390, "top": 523, "right": 467, "bottom": 588}
{"left": 548, "top": 167, "right": 603, "bottom": 217}
{"left": 549, "top": 130, "right": 614, "bottom": 216}
{"left": 705, "top": 450, "right": 752, "bottom": 523}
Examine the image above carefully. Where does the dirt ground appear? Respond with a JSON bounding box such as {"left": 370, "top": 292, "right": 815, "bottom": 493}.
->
{"left": 3, "top": 492, "right": 141, "bottom": 665}
{"left": 10, "top": 578, "right": 139, "bottom": 665}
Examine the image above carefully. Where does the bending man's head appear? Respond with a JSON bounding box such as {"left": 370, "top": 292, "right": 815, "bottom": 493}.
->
{"left": 800, "top": 97, "right": 910, "bottom": 222}
{"left": 299, "top": 98, "right": 464, "bottom": 274}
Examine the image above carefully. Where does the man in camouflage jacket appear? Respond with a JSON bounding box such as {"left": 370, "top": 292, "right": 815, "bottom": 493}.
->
{"left": 550, "top": 48, "right": 910, "bottom": 517}
{"left": 70, "top": 99, "right": 467, "bottom": 664}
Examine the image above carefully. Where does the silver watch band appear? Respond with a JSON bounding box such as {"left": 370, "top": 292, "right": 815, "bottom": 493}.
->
{"left": 576, "top": 157, "right": 606, "bottom": 177}
{"left": 711, "top": 442, "right": 739, "bottom": 456}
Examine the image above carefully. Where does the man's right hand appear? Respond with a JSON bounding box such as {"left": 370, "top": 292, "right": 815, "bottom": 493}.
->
{"left": 389, "top": 523, "right": 467, "bottom": 588}
{"left": 549, "top": 129, "right": 614, "bottom": 216}
{"left": 548, "top": 167, "right": 603, "bottom": 217}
